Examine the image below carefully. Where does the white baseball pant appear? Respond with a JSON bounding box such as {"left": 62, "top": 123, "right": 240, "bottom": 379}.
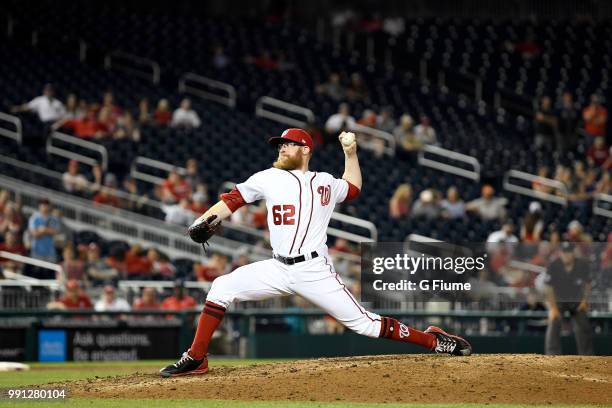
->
{"left": 206, "top": 254, "right": 382, "bottom": 338}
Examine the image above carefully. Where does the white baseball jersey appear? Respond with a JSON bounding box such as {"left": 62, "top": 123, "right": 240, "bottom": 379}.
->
{"left": 206, "top": 166, "right": 382, "bottom": 338}
{"left": 236, "top": 168, "right": 350, "bottom": 256}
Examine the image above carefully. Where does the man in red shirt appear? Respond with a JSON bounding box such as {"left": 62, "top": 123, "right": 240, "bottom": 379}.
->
{"left": 133, "top": 287, "right": 161, "bottom": 310}
{"left": 587, "top": 137, "right": 610, "bottom": 167}
{"left": 161, "top": 170, "right": 191, "bottom": 203}
{"left": 60, "top": 280, "right": 93, "bottom": 309}
{"left": 582, "top": 94, "right": 608, "bottom": 137}
{"left": 161, "top": 280, "right": 197, "bottom": 311}
{"left": 53, "top": 109, "right": 108, "bottom": 139}
{"left": 0, "top": 231, "right": 27, "bottom": 272}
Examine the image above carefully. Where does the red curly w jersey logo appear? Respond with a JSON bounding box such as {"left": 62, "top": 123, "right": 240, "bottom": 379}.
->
{"left": 317, "top": 185, "right": 331, "bottom": 206}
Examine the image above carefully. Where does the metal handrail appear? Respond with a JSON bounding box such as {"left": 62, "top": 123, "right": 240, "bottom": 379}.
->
{"left": 130, "top": 156, "right": 187, "bottom": 185}
{"left": 593, "top": 193, "right": 612, "bottom": 218}
{"left": 178, "top": 73, "right": 237, "bottom": 108}
{"left": 0, "top": 112, "right": 23, "bottom": 145}
{"left": 255, "top": 96, "right": 315, "bottom": 127}
{"left": 418, "top": 144, "right": 481, "bottom": 181}
{"left": 47, "top": 131, "right": 109, "bottom": 171}
{"left": 0, "top": 174, "right": 271, "bottom": 261}
{"left": 118, "top": 280, "right": 212, "bottom": 293}
{"left": 0, "top": 155, "right": 271, "bottom": 257}
{"left": 330, "top": 212, "right": 378, "bottom": 242}
{"left": 503, "top": 170, "right": 568, "bottom": 205}
{"left": 349, "top": 123, "right": 396, "bottom": 157}
{"left": 0, "top": 251, "right": 64, "bottom": 282}
{"left": 104, "top": 51, "right": 161, "bottom": 85}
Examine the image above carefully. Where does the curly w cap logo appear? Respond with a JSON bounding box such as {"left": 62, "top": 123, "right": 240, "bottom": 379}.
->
{"left": 281, "top": 130, "right": 289, "bottom": 137}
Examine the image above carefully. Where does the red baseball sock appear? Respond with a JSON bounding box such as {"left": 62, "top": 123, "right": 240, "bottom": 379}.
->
{"left": 379, "top": 316, "right": 436, "bottom": 350}
{"left": 189, "top": 301, "right": 226, "bottom": 359}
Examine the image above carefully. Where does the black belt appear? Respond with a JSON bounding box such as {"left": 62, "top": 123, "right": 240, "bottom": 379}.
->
{"left": 274, "top": 251, "right": 318, "bottom": 265}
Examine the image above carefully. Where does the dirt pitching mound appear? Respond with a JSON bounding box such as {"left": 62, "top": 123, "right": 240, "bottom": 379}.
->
{"left": 61, "top": 354, "right": 611, "bottom": 405}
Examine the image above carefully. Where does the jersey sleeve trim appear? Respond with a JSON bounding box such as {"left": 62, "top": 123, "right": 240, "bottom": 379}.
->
{"left": 220, "top": 187, "right": 247, "bottom": 212}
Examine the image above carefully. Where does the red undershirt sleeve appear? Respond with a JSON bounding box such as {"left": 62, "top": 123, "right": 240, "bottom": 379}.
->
{"left": 343, "top": 180, "right": 361, "bottom": 202}
{"left": 219, "top": 188, "right": 247, "bottom": 212}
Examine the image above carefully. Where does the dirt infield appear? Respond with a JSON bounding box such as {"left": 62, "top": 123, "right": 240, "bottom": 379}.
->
{"left": 60, "top": 354, "right": 611, "bottom": 405}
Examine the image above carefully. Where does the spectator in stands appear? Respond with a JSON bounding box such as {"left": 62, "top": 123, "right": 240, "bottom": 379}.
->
{"left": 171, "top": 98, "right": 201, "bottom": 129}
{"left": 557, "top": 91, "right": 578, "bottom": 153}
{"left": 212, "top": 46, "right": 230, "bottom": 70}
{"left": 153, "top": 99, "right": 172, "bottom": 127}
{"left": 64, "top": 94, "right": 85, "bottom": 120}
{"left": 357, "top": 109, "right": 377, "bottom": 127}
{"left": 120, "top": 177, "right": 148, "bottom": 213}
{"left": 376, "top": 107, "right": 396, "bottom": 134}
{"left": 520, "top": 201, "right": 544, "bottom": 244}
{"left": 93, "top": 186, "right": 121, "bottom": 208}
{"left": 487, "top": 221, "right": 519, "bottom": 245}
{"left": 414, "top": 115, "right": 437, "bottom": 145}
{"left": 582, "top": 94, "right": 607, "bottom": 138}
{"left": 62, "top": 160, "right": 89, "bottom": 195}
{"left": 393, "top": 114, "right": 422, "bottom": 153}
{"left": 0, "top": 202, "right": 24, "bottom": 236}
{"left": 27, "top": 199, "right": 59, "bottom": 262}
{"left": 315, "top": 73, "right": 345, "bottom": 101}
{"left": 195, "top": 253, "right": 228, "bottom": 282}
{"left": 163, "top": 198, "right": 195, "bottom": 227}
{"left": 545, "top": 242, "right": 593, "bottom": 355}
{"left": 61, "top": 244, "right": 85, "bottom": 282}
{"left": 466, "top": 185, "right": 507, "bottom": 221}
{"left": 587, "top": 137, "right": 609, "bottom": 167}
{"left": 504, "top": 29, "right": 541, "bottom": 58}
{"left": 534, "top": 96, "right": 558, "bottom": 150}
{"left": 388, "top": 183, "right": 412, "bottom": 219}
{"left": 249, "top": 50, "right": 279, "bottom": 70}
{"left": 53, "top": 108, "right": 108, "bottom": 139}
{"left": 94, "top": 285, "right": 131, "bottom": 312}
{"left": 60, "top": 279, "right": 93, "bottom": 309}
{"left": 346, "top": 73, "right": 368, "bottom": 101}
{"left": 160, "top": 280, "right": 197, "bottom": 311}
{"left": 11, "top": 84, "right": 66, "bottom": 123}
{"left": 440, "top": 186, "right": 466, "bottom": 219}
{"left": 565, "top": 220, "right": 593, "bottom": 244}
{"left": 411, "top": 189, "right": 442, "bottom": 219}
{"left": 148, "top": 248, "right": 176, "bottom": 280}
{"left": 137, "top": 98, "right": 151, "bottom": 125}
{"left": 325, "top": 103, "right": 356, "bottom": 135}
{"left": 190, "top": 190, "right": 209, "bottom": 215}
{"left": 185, "top": 158, "right": 202, "bottom": 189}
{"left": 0, "top": 230, "right": 26, "bottom": 273}
{"left": 86, "top": 243, "right": 119, "bottom": 284}
{"left": 133, "top": 287, "right": 161, "bottom": 310}
{"left": 161, "top": 169, "right": 191, "bottom": 203}
{"left": 125, "top": 244, "right": 152, "bottom": 279}
{"left": 114, "top": 112, "right": 141, "bottom": 141}
{"left": 532, "top": 165, "right": 554, "bottom": 194}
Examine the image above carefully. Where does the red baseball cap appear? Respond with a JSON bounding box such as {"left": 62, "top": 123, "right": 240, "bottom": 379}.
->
{"left": 268, "top": 128, "right": 313, "bottom": 150}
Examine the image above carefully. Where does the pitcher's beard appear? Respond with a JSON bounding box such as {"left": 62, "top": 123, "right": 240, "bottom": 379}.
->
{"left": 273, "top": 154, "right": 304, "bottom": 170}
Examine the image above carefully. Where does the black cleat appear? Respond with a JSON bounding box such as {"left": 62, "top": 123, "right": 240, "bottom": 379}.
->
{"left": 425, "top": 326, "right": 472, "bottom": 356}
{"left": 159, "top": 350, "right": 209, "bottom": 377}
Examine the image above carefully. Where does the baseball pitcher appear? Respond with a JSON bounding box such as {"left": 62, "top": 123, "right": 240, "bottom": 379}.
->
{"left": 160, "top": 128, "right": 471, "bottom": 377}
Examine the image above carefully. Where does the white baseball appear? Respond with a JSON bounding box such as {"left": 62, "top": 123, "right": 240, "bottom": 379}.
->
{"left": 341, "top": 132, "right": 355, "bottom": 146}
